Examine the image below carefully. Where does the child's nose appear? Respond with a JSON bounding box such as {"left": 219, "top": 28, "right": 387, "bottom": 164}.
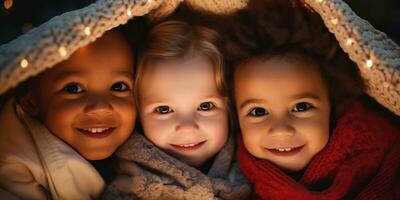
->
{"left": 175, "top": 115, "right": 199, "bottom": 133}
{"left": 84, "top": 96, "right": 113, "bottom": 116}
{"left": 268, "top": 117, "right": 295, "bottom": 136}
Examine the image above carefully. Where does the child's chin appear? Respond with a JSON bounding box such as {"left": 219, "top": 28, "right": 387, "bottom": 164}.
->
{"left": 80, "top": 149, "right": 114, "bottom": 161}
{"left": 177, "top": 155, "right": 207, "bottom": 168}
{"left": 274, "top": 161, "right": 307, "bottom": 172}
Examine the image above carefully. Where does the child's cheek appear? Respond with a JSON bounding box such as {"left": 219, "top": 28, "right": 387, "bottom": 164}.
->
{"left": 141, "top": 114, "right": 175, "bottom": 145}
{"left": 42, "top": 98, "right": 82, "bottom": 129}
{"left": 112, "top": 97, "right": 136, "bottom": 126}
{"left": 292, "top": 117, "right": 330, "bottom": 151}
{"left": 239, "top": 118, "right": 269, "bottom": 158}
{"left": 239, "top": 117, "right": 266, "bottom": 137}
{"left": 197, "top": 111, "right": 229, "bottom": 145}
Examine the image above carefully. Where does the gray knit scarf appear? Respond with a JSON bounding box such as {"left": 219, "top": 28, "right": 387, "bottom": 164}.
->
{"left": 102, "top": 133, "right": 251, "bottom": 200}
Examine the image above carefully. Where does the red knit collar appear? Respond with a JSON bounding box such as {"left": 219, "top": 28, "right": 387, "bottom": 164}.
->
{"left": 238, "top": 101, "right": 400, "bottom": 200}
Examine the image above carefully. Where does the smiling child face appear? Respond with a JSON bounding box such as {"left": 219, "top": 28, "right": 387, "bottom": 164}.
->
{"left": 235, "top": 56, "right": 330, "bottom": 171}
{"left": 29, "top": 31, "right": 136, "bottom": 160}
{"left": 138, "top": 56, "right": 228, "bottom": 168}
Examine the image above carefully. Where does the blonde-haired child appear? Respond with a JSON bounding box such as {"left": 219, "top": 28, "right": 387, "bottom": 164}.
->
{"left": 104, "top": 20, "right": 250, "bottom": 200}
{"left": 0, "top": 30, "right": 136, "bottom": 199}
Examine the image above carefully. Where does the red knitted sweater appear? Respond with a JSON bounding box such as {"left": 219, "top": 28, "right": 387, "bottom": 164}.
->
{"left": 238, "top": 101, "right": 400, "bottom": 200}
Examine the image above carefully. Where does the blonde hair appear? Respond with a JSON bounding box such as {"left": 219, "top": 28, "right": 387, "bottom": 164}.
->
{"left": 135, "top": 20, "right": 228, "bottom": 106}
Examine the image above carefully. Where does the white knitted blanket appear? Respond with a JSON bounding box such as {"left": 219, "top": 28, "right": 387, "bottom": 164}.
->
{"left": 0, "top": 0, "right": 399, "bottom": 115}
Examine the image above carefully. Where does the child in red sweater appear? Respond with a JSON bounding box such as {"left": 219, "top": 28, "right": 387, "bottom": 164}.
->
{"left": 226, "top": 0, "right": 400, "bottom": 199}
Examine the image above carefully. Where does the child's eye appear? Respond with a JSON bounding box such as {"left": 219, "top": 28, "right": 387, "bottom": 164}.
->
{"left": 197, "top": 102, "right": 215, "bottom": 111}
{"left": 249, "top": 107, "right": 268, "bottom": 117}
{"left": 62, "top": 83, "right": 84, "bottom": 93}
{"left": 111, "top": 82, "right": 129, "bottom": 92}
{"left": 155, "top": 106, "right": 173, "bottom": 114}
{"left": 292, "top": 102, "right": 312, "bottom": 112}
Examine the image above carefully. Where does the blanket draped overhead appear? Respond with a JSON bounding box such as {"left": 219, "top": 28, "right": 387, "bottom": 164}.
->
{"left": 0, "top": 0, "right": 399, "bottom": 115}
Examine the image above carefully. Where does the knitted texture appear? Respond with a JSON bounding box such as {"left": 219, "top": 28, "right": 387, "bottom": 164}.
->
{"left": 0, "top": 0, "right": 163, "bottom": 95}
{"left": 238, "top": 101, "right": 400, "bottom": 200}
{"left": 185, "top": 0, "right": 249, "bottom": 15}
{"left": 303, "top": 0, "right": 400, "bottom": 116}
{"left": 0, "top": 0, "right": 399, "bottom": 116}
{"left": 148, "top": 0, "right": 249, "bottom": 21}
{"left": 102, "top": 133, "right": 251, "bottom": 200}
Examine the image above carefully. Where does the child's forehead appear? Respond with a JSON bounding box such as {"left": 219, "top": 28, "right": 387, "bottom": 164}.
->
{"left": 33, "top": 30, "right": 134, "bottom": 82}
{"left": 91, "top": 30, "right": 130, "bottom": 49}
{"left": 234, "top": 56, "right": 329, "bottom": 104}
{"left": 52, "top": 31, "right": 133, "bottom": 70}
{"left": 234, "top": 56, "right": 328, "bottom": 93}
{"left": 75, "top": 30, "right": 132, "bottom": 58}
{"left": 144, "top": 55, "right": 213, "bottom": 73}
{"left": 236, "top": 56, "right": 319, "bottom": 76}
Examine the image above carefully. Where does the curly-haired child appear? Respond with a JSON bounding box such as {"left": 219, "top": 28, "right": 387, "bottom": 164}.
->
{"left": 226, "top": 0, "right": 400, "bottom": 199}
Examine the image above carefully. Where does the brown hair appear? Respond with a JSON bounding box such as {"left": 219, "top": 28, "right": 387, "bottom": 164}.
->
{"left": 135, "top": 20, "right": 229, "bottom": 107}
{"left": 224, "top": 0, "right": 365, "bottom": 123}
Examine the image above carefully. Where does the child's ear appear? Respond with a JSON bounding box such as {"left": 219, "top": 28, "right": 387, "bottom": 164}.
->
{"left": 18, "top": 91, "right": 39, "bottom": 116}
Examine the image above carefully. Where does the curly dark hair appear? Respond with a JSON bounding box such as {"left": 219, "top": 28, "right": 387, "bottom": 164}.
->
{"left": 224, "top": 0, "right": 365, "bottom": 124}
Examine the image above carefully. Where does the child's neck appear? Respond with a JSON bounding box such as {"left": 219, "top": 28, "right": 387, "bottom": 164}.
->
{"left": 198, "top": 155, "right": 217, "bottom": 174}
{"left": 284, "top": 168, "right": 306, "bottom": 181}
{"left": 90, "top": 154, "right": 116, "bottom": 184}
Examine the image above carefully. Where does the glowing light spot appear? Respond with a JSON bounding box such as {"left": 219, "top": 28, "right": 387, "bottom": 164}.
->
{"left": 346, "top": 38, "right": 353, "bottom": 46}
{"left": 84, "top": 26, "right": 91, "bottom": 36}
{"left": 366, "top": 59, "right": 373, "bottom": 68}
{"left": 330, "top": 18, "right": 338, "bottom": 25}
{"left": 59, "top": 46, "right": 67, "bottom": 57}
{"left": 317, "top": 0, "right": 323, "bottom": 3}
{"left": 20, "top": 58, "right": 28, "bottom": 68}
{"left": 127, "top": 10, "right": 132, "bottom": 17}
{"left": 4, "top": 0, "right": 13, "bottom": 10}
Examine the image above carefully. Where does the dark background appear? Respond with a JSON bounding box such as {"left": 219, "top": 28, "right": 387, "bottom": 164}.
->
{"left": 0, "top": 0, "right": 399, "bottom": 45}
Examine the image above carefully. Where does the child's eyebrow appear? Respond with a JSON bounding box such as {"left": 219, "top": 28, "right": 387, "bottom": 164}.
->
{"left": 290, "top": 92, "right": 321, "bottom": 100}
{"left": 54, "top": 70, "right": 133, "bottom": 81}
{"left": 202, "top": 95, "right": 224, "bottom": 99}
{"left": 142, "top": 95, "right": 223, "bottom": 105}
{"left": 116, "top": 71, "right": 134, "bottom": 80}
{"left": 54, "top": 71, "right": 81, "bottom": 81}
{"left": 240, "top": 99, "right": 264, "bottom": 109}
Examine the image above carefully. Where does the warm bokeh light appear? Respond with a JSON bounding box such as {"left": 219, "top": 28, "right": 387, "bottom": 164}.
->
{"left": 3, "top": 0, "right": 13, "bottom": 10}
{"left": 84, "top": 26, "right": 91, "bottom": 36}
{"left": 330, "top": 18, "right": 338, "bottom": 25}
{"left": 346, "top": 38, "right": 353, "bottom": 46}
{"left": 20, "top": 58, "right": 28, "bottom": 68}
{"left": 366, "top": 59, "right": 373, "bottom": 68}
{"left": 58, "top": 46, "right": 67, "bottom": 57}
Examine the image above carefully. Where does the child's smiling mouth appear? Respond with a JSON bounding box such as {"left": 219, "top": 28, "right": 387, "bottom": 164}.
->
{"left": 266, "top": 145, "right": 304, "bottom": 156}
{"left": 170, "top": 140, "right": 207, "bottom": 152}
{"left": 76, "top": 127, "right": 116, "bottom": 138}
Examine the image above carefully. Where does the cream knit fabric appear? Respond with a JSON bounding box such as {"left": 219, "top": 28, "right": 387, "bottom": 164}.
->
{"left": 303, "top": 0, "right": 400, "bottom": 116}
{"left": 0, "top": 0, "right": 399, "bottom": 115}
{"left": 0, "top": 0, "right": 163, "bottom": 95}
